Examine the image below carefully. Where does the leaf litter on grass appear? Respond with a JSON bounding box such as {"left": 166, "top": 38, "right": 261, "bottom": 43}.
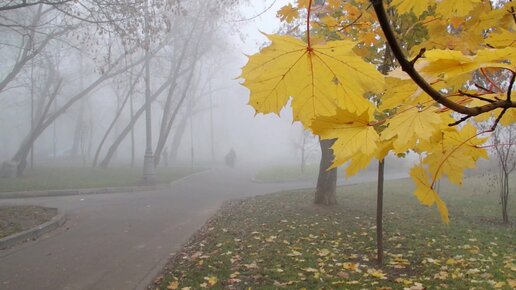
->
{"left": 152, "top": 177, "right": 515, "bottom": 289}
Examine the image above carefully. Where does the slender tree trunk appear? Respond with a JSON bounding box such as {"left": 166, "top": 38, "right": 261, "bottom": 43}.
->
{"left": 99, "top": 76, "right": 175, "bottom": 168}
{"left": 154, "top": 64, "right": 196, "bottom": 167}
{"left": 130, "top": 91, "right": 135, "bottom": 167}
{"left": 12, "top": 79, "right": 62, "bottom": 176}
{"left": 314, "top": 138, "right": 337, "bottom": 205}
{"left": 501, "top": 172, "right": 509, "bottom": 224}
{"left": 377, "top": 159, "right": 385, "bottom": 265}
{"left": 301, "top": 132, "right": 306, "bottom": 174}
{"left": 168, "top": 113, "right": 189, "bottom": 162}
{"left": 92, "top": 66, "right": 143, "bottom": 167}
{"left": 71, "top": 99, "right": 86, "bottom": 159}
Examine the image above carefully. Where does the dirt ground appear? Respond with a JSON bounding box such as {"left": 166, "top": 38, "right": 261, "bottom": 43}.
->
{"left": 0, "top": 206, "right": 58, "bottom": 239}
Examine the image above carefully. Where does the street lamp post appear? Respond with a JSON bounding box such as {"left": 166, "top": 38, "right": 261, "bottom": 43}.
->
{"left": 141, "top": 0, "right": 156, "bottom": 185}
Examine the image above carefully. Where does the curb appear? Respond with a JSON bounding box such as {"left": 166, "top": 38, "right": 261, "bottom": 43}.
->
{"left": 0, "top": 185, "right": 161, "bottom": 199}
{"left": 0, "top": 169, "right": 211, "bottom": 200}
{"left": 0, "top": 211, "right": 66, "bottom": 249}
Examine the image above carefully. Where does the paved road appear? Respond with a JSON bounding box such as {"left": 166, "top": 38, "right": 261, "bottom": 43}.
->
{"left": 0, "top": 167, "right": 406, "bottom": 290}
{"left": 0, "top": 168, "right": 320, "bottom": 290}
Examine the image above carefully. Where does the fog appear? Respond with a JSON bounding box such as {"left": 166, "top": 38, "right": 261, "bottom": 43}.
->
{"left": 0, "top": 0, "right": 420, "bottom": 180}
{"left": 0, "top": 1, "right": 300, "bottom": 172}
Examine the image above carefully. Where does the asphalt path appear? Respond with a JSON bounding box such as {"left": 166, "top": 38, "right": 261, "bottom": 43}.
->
{"left": 0, "top": 167, "right": 406, "bottom": 290}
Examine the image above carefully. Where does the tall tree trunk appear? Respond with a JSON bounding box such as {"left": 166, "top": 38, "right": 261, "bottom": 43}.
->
{"left": 314, "top": 138, "right": 337, "bottom": 205}
{"left": 168, "top": 113, "right": 189, "bottom": 162}
{"left": 71, "top": 99, "right": 86, "bottom": 159}
{"left": 99, "top": 76, "right": 175, "bottom": 168}
{"left": 12, "top": 79, "right": 62, "bottom": 176}
{"left": 154, "top": 64, "right": 196, "bottom": 167}
{"left": 376, "top": 159, "right": 385, "bottom": 265}
{"left": 92, "top": 66, "right": 143, "bottom": 167}
{"left": 301, "top": 132, "right": 306, "bottom": 173}
{"left": 501, "top": 171, "right": 509, "bottom": 224}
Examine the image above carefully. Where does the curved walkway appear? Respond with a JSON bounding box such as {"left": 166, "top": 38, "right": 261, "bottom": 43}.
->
{"left": 0, "top": 168, "right": 317, "bottom": 290}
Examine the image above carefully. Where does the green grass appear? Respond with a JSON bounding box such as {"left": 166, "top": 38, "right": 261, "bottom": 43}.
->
{"left": 0, "top": 166, "right": 201, "bottom": 192}
{"left": 155, "top": 174, "right": 515, "bottom": 289}
{"left": 255, "top": 164, "right": 346, "bottom": 182}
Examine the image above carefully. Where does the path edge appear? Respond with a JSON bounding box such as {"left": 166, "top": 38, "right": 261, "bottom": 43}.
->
{"left": 0, "top": 210, "right": 66, "bottom": 250}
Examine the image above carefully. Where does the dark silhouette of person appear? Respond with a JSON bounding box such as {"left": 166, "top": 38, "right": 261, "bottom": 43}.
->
{"left": 225, "top": 148, "right": 236, "bottom": 168}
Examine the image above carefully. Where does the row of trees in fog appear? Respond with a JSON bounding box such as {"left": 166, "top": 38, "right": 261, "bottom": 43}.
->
{"left": 0, "top": 0, "right": 241, "bottom": 177}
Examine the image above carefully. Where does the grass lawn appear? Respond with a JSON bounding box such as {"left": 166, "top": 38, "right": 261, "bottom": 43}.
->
{"left": 255, "top": 164, "right": 347, "bottom": 182}
{"left": 153, "top": 174, "right": 515, "bottom": 289}
{"left": 0, "top": 166, "right": 201, "bottom": 192}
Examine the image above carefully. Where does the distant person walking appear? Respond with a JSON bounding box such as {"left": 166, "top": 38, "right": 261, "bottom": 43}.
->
{"left": 225, "top": 148, "right": 236, "bottom": 168}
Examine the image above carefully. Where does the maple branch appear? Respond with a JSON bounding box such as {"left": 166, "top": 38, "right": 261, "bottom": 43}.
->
{"left": 508, "top": 71, "right": 515, "bottom": 102}
{"left": 448, "top": 115, "right": 472, "bottom": 127}
{"left": 371, "top": 0, "right": 516, "bottom": 117}
{"left": 458, "top": 90, "right": 495, "bottom": 103}
{"left": 492, "top": 108, "right": 508, "bottom": 131}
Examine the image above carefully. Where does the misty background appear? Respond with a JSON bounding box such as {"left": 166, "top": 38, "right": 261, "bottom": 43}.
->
{"left": 0, "top": 0, "right": 312, "bottom": 172}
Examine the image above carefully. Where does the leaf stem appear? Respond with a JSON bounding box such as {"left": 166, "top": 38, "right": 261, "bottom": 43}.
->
{"left": 307, "top": 0, "right": 313, "bottom": 49}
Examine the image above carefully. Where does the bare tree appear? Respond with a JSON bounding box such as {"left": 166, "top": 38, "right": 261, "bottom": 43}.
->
{"left": 492, "top": 124, "right": 516, "bottom": 224}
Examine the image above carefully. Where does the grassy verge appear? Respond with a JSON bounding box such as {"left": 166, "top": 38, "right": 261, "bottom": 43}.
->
{"left": 153, "top": 175, "right": 515, "bottom": 289}
{"left": 0, "top": 166, "right": 201, "bottom": 192}
{"left": 0, "top": 206, "right": 57, "bottom": 239}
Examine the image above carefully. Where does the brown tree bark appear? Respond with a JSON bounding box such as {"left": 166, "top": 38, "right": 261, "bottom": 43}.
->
{"left": 376, "top": 159, "right": 385, "bottom": 265}
{"left": 314, "top": 138, "right": 337, "bottom": 205}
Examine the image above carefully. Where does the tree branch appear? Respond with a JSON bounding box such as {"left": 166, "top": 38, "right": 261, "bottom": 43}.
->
{"left": 371, "top": 0, "right": 516, "bottom": 116}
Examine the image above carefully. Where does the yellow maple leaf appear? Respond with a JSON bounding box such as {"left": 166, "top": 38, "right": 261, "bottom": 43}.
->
{"left": 311, "top": 109, "right": 378, "bottom": 175}
{"left": 240, "top": 34, "right": 383, "bottom": 126}
{"left": 475, "top": 47, "right": 516, "bottom": 67}
{"left": 410, "top": 166, "right": 450, "bottom": 223}
{"left": 277, "top": 4, "right": 299, "bottom": 23}
{"left": 381, "top": 105, "right": 441, "bottom": 153}
{"left": 167, "top": 281, "right": 179, "bottom": 290}
{"left": 423, "top": 124, "right": 488, "bottom": 185}
{"left": 343, "top": 262, "right": 359, "bottom": 271}
{"left": 436, "top": 0, "right": 482, "bottom": 18}
{"left": 485, "top": 29, "right": 516, "bottom": 48}
{"left": 390, "top": 0, "right": 433, "bottom": 17}
{"left": 420, "top": 49, "right": 477, "bottom": 79}
{"left": 205, "top": 276, "right": 218, "bottom": 286}
{"left": 296, "top": 0, "right": 310, "bottom": 8}
{"left": 380, "top": 77, "right": 424, "bottom": 110}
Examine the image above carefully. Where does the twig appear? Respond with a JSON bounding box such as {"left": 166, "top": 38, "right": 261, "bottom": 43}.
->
{"left": 448, "top": 115, "right": 473, "bottom": 127}
{"left": 410, "top": 48, "right": 425, "bottom": 66}
{"left": 491, "top": 108, "right": 508, "bottom": 131}
{"left": 458, "top": 90, "right": 495, "bottom": 103}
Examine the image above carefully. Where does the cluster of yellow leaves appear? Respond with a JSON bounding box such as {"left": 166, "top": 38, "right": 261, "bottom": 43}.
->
{"left": 241, "top": 0, "right": 515, "bottom": 223}
{"left": 392, "top": 0, "right": 483, "bottom": 18}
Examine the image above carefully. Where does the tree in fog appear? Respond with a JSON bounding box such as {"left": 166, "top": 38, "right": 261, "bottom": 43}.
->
{"left": 492, "top": 124, "right": 516, "bottom": 224}
{"left": 0, "top": 1, "right": 174, "bottom": 176}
